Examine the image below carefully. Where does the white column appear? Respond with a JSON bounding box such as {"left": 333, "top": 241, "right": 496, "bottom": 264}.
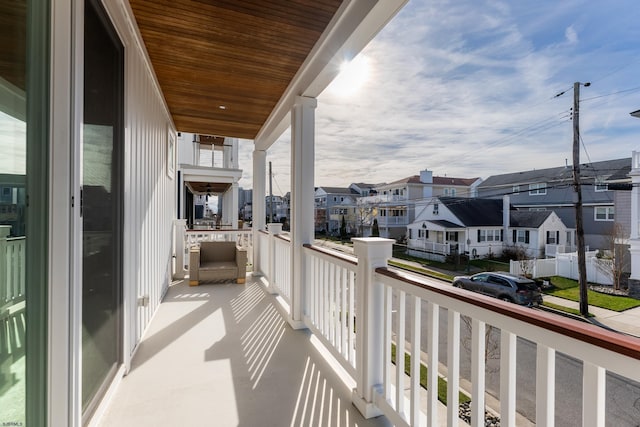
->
{"left": 252, "top": 149, "right": 267, "bottom": 276}
{"left": 224, "top": 137, "right": 239, "bottom": 169}
{"left": 231, "top": 181, "right": 239, "bottom": 229}
{"left": 629, "top": 151, "right": 640, "bottom": 280}
{"left": 192, "top": 134, "right": 200, "bottom": 165}
{"left": 351, "top": 237, "right": 393, "bottom": 418}
{"left": 290, "top": 96, "right": 316, "bottom": 328}
{"left": 267, "top": 222, "right": 283, "bottom": 294}
{"left": 173, "top": 219, "right": 187, "bottom": 279}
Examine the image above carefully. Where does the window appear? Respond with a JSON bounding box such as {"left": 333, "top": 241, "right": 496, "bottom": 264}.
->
{"left": 594, "top": 206, "right": 614, "bottom": 221}
{"left": 446, "top": 231, "right": 459, "bottom": 242}
{"left": 444, "top": 188, "right": 449, "bottom": 196}
{"left": 529, "top": 183, "right": 547, "bottom": 195}
{"left": 546, "top": 230, "right": 560, "bottom": 244}
{"left": 513, "top": 185, "right": 520, "bottom": 194}
{"left": 513, "top": 230, "right": 530, "bottom": 244}
{"left": 595, "top": 179, "right": 608, "bottom": 192}
{"left": 451, "top": 188, "right": 456, "bottom": 197}
{"left": 433, "top": 203, "right": 439, "bottom": 215}
{"left": 418, "top": 229, "right": 428, "bottom": 239}
{"left": 478, "top": 229, "right": 502, "bottom": 242}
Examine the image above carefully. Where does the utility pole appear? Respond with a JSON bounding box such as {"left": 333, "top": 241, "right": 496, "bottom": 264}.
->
{"left": 573, "top": 81, "right": 590, "bottom": 316}
{"left": 269, "top": 161, "right": 274, "bottom": 223}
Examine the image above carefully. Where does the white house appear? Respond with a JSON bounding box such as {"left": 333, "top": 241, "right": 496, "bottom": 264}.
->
{"left": 360, "top": 169, "right": 481, "bottom": 240}
{"left": 407, "top": 196, "right": 570, "bottom": 261}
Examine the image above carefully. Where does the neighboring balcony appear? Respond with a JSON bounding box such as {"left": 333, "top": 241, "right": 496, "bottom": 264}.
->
{"left": 99, "top": 225, "right": 640, "bottom": 426}
{"left": 377, "top": 216, "right": 409, "bottom": 226}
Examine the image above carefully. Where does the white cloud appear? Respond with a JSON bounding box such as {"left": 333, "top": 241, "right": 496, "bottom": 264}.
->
{"left": 565, "top": 25, "right": 578, "bottom": 44}
{"left": 236, "top": 0, "right": 640, "bottom": 196}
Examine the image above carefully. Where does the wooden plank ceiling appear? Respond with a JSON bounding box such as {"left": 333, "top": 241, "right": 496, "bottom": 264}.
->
{"left": 129, "top": 0, "right": 344, "bottom": 140}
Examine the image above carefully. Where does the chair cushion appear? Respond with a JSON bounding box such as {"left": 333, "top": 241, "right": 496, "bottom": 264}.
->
{"left": 199, "top": 261, "right": 237, "bottom": 272}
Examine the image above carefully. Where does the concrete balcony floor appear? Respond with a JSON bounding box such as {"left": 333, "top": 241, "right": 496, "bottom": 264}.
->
{"left": 99, "top": 278, "right": 391, "bottom": 426}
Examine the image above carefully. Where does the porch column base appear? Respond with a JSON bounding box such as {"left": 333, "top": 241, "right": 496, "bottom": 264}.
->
{"left": 352, "top": 389, "right": 382, "bottom": 419}
{"left": 285, "top": 316, "right": 307, "bottom": 330}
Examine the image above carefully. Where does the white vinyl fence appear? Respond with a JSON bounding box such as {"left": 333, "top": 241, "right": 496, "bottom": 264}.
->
{"left": 510, "top": 250, "right": 614, "bottom": 285}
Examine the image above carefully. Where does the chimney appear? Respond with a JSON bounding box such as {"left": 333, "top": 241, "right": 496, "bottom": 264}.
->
{"left": 503, "top": 195, "right": 510, "bottom": 240}
{"left": 421, "top": 169, "right": 433, "bottom": 199}
{"left": 420, "top": 169, "right": 433, "bottom": 184}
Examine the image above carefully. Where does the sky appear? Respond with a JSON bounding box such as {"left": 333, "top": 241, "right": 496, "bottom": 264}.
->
{"left": 236, "top": 0, "right": 640, "bottom": 196}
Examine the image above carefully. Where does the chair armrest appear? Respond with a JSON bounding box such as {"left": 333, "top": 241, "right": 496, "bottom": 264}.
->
{"left": 189, "top": 247, "right": 201, "bottom": 284}
{"left": 235, "top": 246, "right": 248, "bottom": 282}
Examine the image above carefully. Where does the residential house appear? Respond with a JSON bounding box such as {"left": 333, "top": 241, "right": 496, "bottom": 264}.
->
{"left": 314, "top": 186, "right": 360, "bottom": 234}
{"left": 407, "top": 196, "right": 569, "bottom": 261}
{"left": 477, "top": 157, "right": 630, "bottom": 251}
{"left": 360, "top": 169, "right": 481, "bottom": 240}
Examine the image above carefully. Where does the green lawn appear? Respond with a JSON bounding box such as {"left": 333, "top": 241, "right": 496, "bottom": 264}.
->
{"left": 543, "top": 276, "right": 640, "bottom": 312}
{"left": 391, "top": 344, "right": 470, "bottom": 406}
{"left": 388, "top": 260, "right": 455, "bottom": 282}
{"left": 541, "top": 301, "right": 594, "bottom": 317}
{"left": 469, "top": 258, "right": 510, "bottom": 272}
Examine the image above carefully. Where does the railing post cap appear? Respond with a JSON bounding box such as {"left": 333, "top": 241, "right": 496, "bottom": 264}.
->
{"left": 352, "top": 237, "right": 394, "bottom": 258}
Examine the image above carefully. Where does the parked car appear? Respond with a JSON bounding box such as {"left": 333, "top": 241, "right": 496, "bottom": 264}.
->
{"left": 452, "top": 272, "right": 543, "bottom": 306}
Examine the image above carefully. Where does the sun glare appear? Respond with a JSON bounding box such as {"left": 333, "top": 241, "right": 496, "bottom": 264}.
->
{"left": 329, "top": 56, "right": 370, "bottom": 96}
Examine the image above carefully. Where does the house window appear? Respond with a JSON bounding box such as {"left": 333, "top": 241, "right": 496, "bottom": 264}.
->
{"left": 418, "top": 229, "right": 428, "bottom": 239}
{"left": 333, "top": 197, "right": 337, "bottom": 202}
{"left": 546, "top": 231, "right": 560, "bottom": 244}
{"left": 451, "top": 188, "right": 456, "bottom": 197}
{"left": 594, "top": 206, "right": 614, "bottom": 221}
{"left": 444, "top": 189, "right": 449, "bottom": 196}
{"left": 513, "top": 185, "right": 520, "bottom": 194}
{"left": 529, "top": 183, "right": 547, "bottom": 195}
{"left": 514, "top": 230, "right": 530, "bottom": 244}
{"left": 477, "top": 229, "right": 501, "bottom": 242}
{"left": 595, "top": 179, "right": 608, "bottom": 192}
{"left": 433, "top": 203, "right": 439, "bottom": 215}
{"left": 446, "top": 231, "right": 459, "bottom": 242}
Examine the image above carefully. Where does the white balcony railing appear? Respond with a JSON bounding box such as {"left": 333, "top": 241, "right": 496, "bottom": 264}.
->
{"left": 0, "top": 236, "right": 25, "bottom": 309}
{"left": 378, "top": 216, "right": 408, "bottom": 226}
{"left": 252, "top": 229, "right": 640, "bottom": 426}
{"left": 304, "top": 244, "right": 357, "bottom": 375}
{"left": 407, "top": 239, "right": 452, "bottom": 255}
{"left": 273, "top": 234, "right": 292, "bottom": 303}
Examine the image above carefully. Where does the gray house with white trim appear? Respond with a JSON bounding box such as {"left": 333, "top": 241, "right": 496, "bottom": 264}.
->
{"left": 477, "top": 158, "right": 630, "bottom": 250}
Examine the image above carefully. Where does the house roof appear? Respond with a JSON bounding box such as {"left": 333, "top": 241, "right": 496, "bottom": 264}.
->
{"left": 479, "top": 157, "right": 631, "bottom": 188}
{"left": 317, "top": 187, "right": 359, "bottom": 195}
{"left": 509, "top": 210, "right": 553, "bottom": 228}
{"left": 432, "top": 176, "right": 481, "bottom": 186}
{"left": 385, "top": 175, "right": 480, "bottom": 187}
{"left": 440, "top": 197, "right": 504, "bottom": 226}
{"left": 127, "top": 0, "right": 406, "bottom": 148}
{"left": 428, "top": 220, "right": 465, "bottom": 229}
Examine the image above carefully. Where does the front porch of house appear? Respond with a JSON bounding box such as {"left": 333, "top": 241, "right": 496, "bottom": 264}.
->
{"left": 98, "top": 278, "right": 390, "bottom": 426}
{"left": 95, "top": 228, "right": 640, "bottom": 426}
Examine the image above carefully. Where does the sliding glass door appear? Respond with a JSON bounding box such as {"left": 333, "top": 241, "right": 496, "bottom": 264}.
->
{"left": 81, "top": 0, "right": 124, "bottom": 420}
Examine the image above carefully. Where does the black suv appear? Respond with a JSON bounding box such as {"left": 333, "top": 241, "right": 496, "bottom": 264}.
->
{"left": 452, "top": 272, "right": 543, "bottom": 306}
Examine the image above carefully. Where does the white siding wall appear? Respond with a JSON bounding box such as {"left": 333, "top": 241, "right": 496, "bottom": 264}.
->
{"left": 106, "top": 1, "right": 176, "bottom": 357}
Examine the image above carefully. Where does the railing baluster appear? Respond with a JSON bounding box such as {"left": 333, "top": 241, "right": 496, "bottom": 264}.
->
{"left": 340, "top": 268, "right": 349, "bottom": 360}
{"left": 582, "top": 362, "right": 605, "bottom": 427}
{"left": 329, "top": 262, "right": 335, "bottom": 345}
{"left": 426, "top": 301, "right": 439, "bottom": 427}
{"left": 384, "top": 284, "right": 392, "bottom": 401}
{"left": 348, "top": 269, "right": 355, "bottom": 365}
{"left": 536, "top": 344, "right": 555, "bottom": 427}
{"left": 500, "top": 330, "right": 517, "bottom": 427}
{"left": 410, "top": 295, "right": 421, "bottom": 426}
{"left": 396, "top": 289, "right": 406, "bottom": 415}
{"left": 447, "top": 309, "right": 460, "bottom": 427}
{"left": 471, "top": 318, "right": 486, "bottom": 427}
